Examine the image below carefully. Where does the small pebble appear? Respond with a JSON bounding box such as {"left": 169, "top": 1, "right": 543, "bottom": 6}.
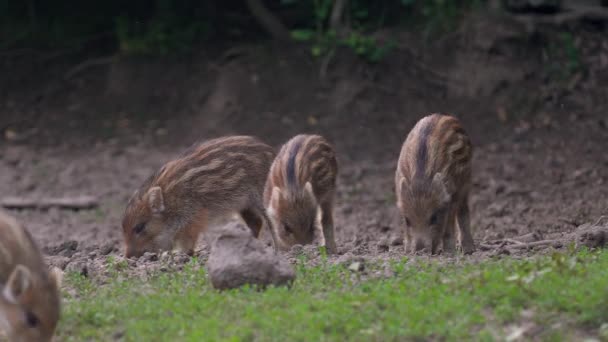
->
{"left": 390, "top": 235, "right": 403, "bottom": 246}
{"left": 348, "top": 261, "right": 364, "bottom": 272}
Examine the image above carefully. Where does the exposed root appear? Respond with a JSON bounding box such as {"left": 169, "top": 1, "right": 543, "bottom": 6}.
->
{"left": 64, "top": 55, "right": 116, "bottom": 80}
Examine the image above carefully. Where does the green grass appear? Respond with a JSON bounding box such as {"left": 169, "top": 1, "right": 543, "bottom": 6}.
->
{"left": 58, "top": 249, "right": 608, "bottom": 341}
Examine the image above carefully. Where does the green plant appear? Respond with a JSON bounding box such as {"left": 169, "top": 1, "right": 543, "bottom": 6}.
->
{"left": 115, "top": 15, "right": 207, "bottom": 56}
{"left": 290, "top": 0, "right": 395, "bottom": 63}
{"left": 544, "top": 32, "right": 583, "bottom": 81}
{"left": 400, "top": 0, "right": 483, "bottom": 38}
{"left": 58, "top": 249, "right": 608, "bottom": 341}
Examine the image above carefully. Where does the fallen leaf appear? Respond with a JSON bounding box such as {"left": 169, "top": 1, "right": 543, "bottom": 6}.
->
{"left": 307, "top": 116, "right": 318, "bottom": 126}
{"left": 4, "top": 129, "right": 18, "bottom": 141}
{"left": 497, "top": 107, "right": 508, "bottom": 122}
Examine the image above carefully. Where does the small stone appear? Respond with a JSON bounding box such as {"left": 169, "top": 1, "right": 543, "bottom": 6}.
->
{"left": 52, "top": 240, "right": 78, "bottom": 258}
{"left": 290, "top": 244, "right": 303, "bottom": 255}
{"left": 348, "top": 261, "right": 364, "bottom": 272}
{"left": 207, "top": 222, "right": 295, "bottom": 290}
{"left": 174, "top": 252, "right": 191, "bottom": 265}
{"left": 377, "top": 239, "right": 389, "bottom": 252}
{"left": 4, "top": 129, "right": 18, "bottom": 141}
{"left": 141, "top": 252, "right": 158, "bottom": 262}
{"left": 353, "top": 234, "right": 366, "bottom": 246}
{"left": 390, "top": 235, "right": 403, "bottom": 246}
{"left": 65, "top": 260, "right": 88, "bottom": 277}
{"left": 99, "top": 243, "right": 115, "bottom": 256}
{"left": 159, "top": 251, "right": 171, "bottom": 262}
{"left": 576, "top": 225, "right": 608, "bottom": 249}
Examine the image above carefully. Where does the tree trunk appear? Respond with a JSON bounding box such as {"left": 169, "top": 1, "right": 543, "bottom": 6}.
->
{"left": 330, "top": 0, "right": 349, "bottom": 34}
{"left": 245, "top": 0, "right": 292, "bottom": 41}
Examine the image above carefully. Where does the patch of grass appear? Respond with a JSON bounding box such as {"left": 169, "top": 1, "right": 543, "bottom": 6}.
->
{"left": 400, "top": 0, "right": 484, "bottom": 39}
{"left": 58, "top": 249, "right": 608, "bottom": 341}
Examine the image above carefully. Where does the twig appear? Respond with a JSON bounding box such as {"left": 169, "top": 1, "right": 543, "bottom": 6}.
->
{"left": 319, "top": 49, "right": 336, "bottom": 80}
{"left": 245, "top": 0, "right": 292, "bottom": 42}
{"left": 507, "top": 239, "right": 562, "bottom": 249}
{"left": 593, "top": 215, "right": 608, "bottom": 227}
{"left": 481, "top": 239, "right": 562, "bottom": 250}
{"left": 64, "top": 55, "right": 116, "bottom": 80}
{"left": 1, "top": 196, "right": 98, "bottom": 210}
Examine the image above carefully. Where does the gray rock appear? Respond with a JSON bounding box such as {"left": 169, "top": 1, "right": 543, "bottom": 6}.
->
{"left": 348, "top": 261, "right": 364, "bottom": 272}
{"left": 377, "top": 238, "right": 389, "bottom": 252}
{"left": 390, "top": 235, "right": 403, "bottom": 246}
{"left": 576, "top": 224, "right": 608, "bottom": 249}
{"left": 207, "top": 223, "right": 295, "bottom": 290}
{"left": 65, "top": 259, "right": 88, "bottom": 277}
{"left": 140, "top": 252, "right": 158, "bottom": 262}
{"left": 290, "top": 244, "right": 304, "bottom": 255}
{"left": 99, "top": 243, "right": 116, "bottom": 256}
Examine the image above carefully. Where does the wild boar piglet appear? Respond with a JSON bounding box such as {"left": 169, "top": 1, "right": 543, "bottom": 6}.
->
{"left": 265, "top": 134, "right": 338, "bottom": 253}
{"left": 0, "top": 211, "right": 62, "bottom": 342}
{"left": 122, "top": 135, "right": 278, "bottom": 258}
{"left": 395, "top": 114, "right": 475, "bottom": 254}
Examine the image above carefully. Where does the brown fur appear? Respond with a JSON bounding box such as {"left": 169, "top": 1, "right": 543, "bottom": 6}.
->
{"left": 0, "top": 211, "right": 61, "bottom": 342}
{"left": 122, "top": 135, "right": 278, "bottom": 257}
{"left": 395, "top": 114, "right": 475, "bottom": 254}
{"left": 264, "top": 134, "right": 338, "bottom": 253}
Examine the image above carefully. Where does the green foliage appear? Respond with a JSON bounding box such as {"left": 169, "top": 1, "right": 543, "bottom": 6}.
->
{"left": 0, "top": 1, "right": 485, "bottom": 56}
{"left": 544, "top": 32, "right": 583, "bottom": 81}
{"left": 59, "top": 250, "right": 608, "bottom": 341}
{"left": 292, "top": 28, "right": 394, "bottom": 63}
{"left": 289, "top": 0, "right": 396, "bottom": 63}
{"left": 115, "top": 15, "right": 207, "bottom": 56}
{"left": 400, "top": 0, "right": 485, "bottom": 38}
{"left": 343, "top": 32, "right": 395, "bottom": 63}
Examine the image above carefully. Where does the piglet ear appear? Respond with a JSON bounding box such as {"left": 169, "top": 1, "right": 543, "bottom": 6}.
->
{"left": 146, "top": 186, "right": 165, "bottom": 215}
{"left": 270, "top": 186, "right": 283, "bottom": 210}
{"left": 432, "top": 173, "right": 451, "bottom": 204}
{"left": 3, "top": 265, "right": 32, "bottom": 303}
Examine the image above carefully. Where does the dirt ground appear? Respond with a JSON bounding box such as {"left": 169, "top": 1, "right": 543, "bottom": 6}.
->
{"left": 0, "top": 16, "right": 607, "bottom": 275}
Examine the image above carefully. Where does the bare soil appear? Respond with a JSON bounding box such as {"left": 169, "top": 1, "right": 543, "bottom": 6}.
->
{"left": 0, "top": 16, "right": 607, "bottom": 277}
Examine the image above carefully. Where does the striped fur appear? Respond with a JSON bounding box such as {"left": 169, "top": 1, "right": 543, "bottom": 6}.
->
{"left": 264, "top": 134, "right": 338, "bottom": 253}
{"left": 122, "top": 136, "right": 278, "bottom": 258}
{"left": 395, "top": 114, "right": 475, "bottom": 254}
{"left": 0, "top": 211, "right": 61, "bottom": 342}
